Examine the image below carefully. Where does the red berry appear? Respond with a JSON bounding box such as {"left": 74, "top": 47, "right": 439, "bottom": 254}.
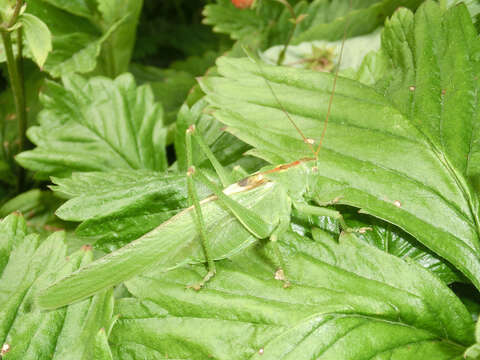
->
{"left": 231, "top": 0, "right": 254, "bottom": 9}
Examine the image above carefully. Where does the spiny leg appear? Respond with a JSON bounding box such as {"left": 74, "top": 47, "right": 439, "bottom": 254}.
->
{"left": 185, "top": 126, "right": 216, "bottom": 290}
{"left": 294, "top": 202, "right": 372, "bottom": 234}
{"left": 270, "top": 230, "right": 291, "bottom": 289}
{"left": 188, "top": 125, "right": 233, "bottom": 187}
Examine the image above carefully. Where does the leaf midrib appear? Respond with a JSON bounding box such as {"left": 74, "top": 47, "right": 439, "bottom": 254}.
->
{"left": 230, "top": 90, "right": 478, "bottom": 244}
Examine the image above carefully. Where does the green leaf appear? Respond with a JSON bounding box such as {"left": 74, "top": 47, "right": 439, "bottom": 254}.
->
{"left": 291, "top": 208, "right": 463, "bottom": 284}
{"left": 200, "top": 2, "right": 480, "bottom": 290}
{"left": 19, "top": 13, "right": 52, "bottom": 68}
{"left": 110, "top": 231, "right": 474, "bottom": 359}
{"left": 16, "top": 73, "right": 167, "bottom": 178}
{"left": 291, "top": 0, "right": 423, "bottom": 45}
{"left": 43, "top": 21, "right": 121, "bottom": 78}
{"left": 25, "top": 0, "right": 123, "bottom": 77}
{"left": 203, "top": 0, "right": 263, "bottom": 41}
{"left": 380, "top": 3, "right": 480, "bottom": 180}
{"left": 130, "top": 63, "right": 197, "bottom": 125}
{"left": 465, "top": 319, "right": 480, "bottom": 359}
{"left": 0, "top": 214, "right": 115, "bottom": 359}
{"left": 39, "top": 0, "right": 95, "bottom": 19}
{"left": 447, "top": 0, "right": 480, "bottom": 30}
{"left": 96, "top": 0, "right": 143, "bottom": 77}
{"left": 346, "top": 214, "right": 464, "bottom": 284}
{"left": 38, "top": 180, "right": 290, "bottom": 309}
{"left": 51, "top": 170, "right": 204, "bottom": 251}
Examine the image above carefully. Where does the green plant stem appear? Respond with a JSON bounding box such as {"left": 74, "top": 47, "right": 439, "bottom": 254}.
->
{"left": 0, "top": 0, "right": 27, "bottom": 191}
{"left": 1, "top": 27, "right": 26, "bottom": 191}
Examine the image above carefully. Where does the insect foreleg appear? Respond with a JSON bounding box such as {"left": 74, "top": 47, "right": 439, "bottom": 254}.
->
{"left": 188, "top": 124, "right": 233, "bottom": 187}
{"left": 185, "top": 126, "right": 279, "bottom": 289}
{"left": 185, "top": 127, "right": 216, "bottom": 290}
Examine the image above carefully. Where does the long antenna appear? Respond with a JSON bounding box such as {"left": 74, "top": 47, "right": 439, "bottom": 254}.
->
{"left": 252, "top": 0, "right": 352, "bottom": 160}
{"left": 260, "top": 77, "right": 316, "bottom": 155}
{"left": 315, "top": 0, "right": 352, "bottom": 157}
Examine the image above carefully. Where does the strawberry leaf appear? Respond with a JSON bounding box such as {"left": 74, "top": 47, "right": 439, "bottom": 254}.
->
{"left": 110, "top": 231, "right": 474, "bottom": 359}
{"left": 0, "top": 214, "right": 115, "bottom": 359}
{"left": 51, "top": 170, "right": 202, "bottom": 251}
{"left": 200, "top": 1, "right": 480, "bottom": 290}
{"left": 16, "top": 73, "right": 167, "bottom": 178}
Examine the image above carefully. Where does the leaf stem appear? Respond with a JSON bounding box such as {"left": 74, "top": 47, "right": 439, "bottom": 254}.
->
{"left": 1, "top": 0, "right": 27, "bottom": 191}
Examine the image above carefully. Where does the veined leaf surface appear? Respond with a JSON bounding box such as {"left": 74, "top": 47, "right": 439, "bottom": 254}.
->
{"left": 110, "top": 231, "right": 474, "bottom": 359}
{"left": 51, "top": 170, "right": 207, "bottom": 251}
{"left": 16, "top": 73, "right": 166, "bottom": 178}
{"left": 292, "top": 208, "right": 463, "bottom": 284}
{"left": 0, "top": 214, "right": 115, "bottom": 359}
{"left": 200, "top": 2, "right": 480, "bottom": 290}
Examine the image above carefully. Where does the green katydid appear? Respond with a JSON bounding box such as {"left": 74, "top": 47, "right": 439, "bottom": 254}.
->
{"left": 38, "top": 1, "right": 480, "bottom": 311}
{"left": 38, "top": 7, "right": 363, "bottom": 308}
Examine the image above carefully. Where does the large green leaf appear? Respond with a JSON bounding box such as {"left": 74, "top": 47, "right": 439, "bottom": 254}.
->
{"left": 40, "top": 0, "right": 95, "bottom": 18}
{"left": 292, "top": 208, "right": 463, "bottom": 284}
{"left": 19, "top": 13, "right": 52, "bottom": 68}
{"left": 96, "top": 0, "right": 143, "bottom": 77}
{"left": 110, "top": 231, "right": 474, "bottom": 359}
{"left": 130, "top": 63, "right": 197, "bottom": 125}
{"left": 0, "top": 214, "right": 115, "bottom": 359}
{"left": 22, "top": 0, "right": 140, "bottom": 78}
{"left": 200, "top": 2, "right": 480, "bottom": 289}
{"left": 51, "top": 170, "right": 208, "bottom": 252}
{"left": 16, "top": 73, "right": 167, "bottom": 178}
{"left": 24, "top": 0, "right": 110, "bottom": 77}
